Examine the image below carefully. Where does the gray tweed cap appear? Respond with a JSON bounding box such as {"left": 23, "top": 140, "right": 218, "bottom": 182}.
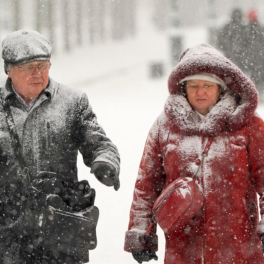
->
{"left": 2, "top": 29, "right": 52, "bottom": 73}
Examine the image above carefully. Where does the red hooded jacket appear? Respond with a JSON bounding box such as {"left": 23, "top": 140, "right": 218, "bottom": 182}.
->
{"left": 124, "top": 44, "right": 264, "bottom": 263}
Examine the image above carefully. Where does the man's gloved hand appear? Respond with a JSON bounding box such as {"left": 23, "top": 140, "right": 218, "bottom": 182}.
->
{"left": 131, "top": 249, "right": 158, "bottom": 263}
{"left": 32, "top": 176, "right": 96, "bottom": 211}
{"left": 91, "top": 162, "right": 120, "bottom": 191}
{"left": 32, "top": 177, "right": 68, "bottom": 197}
{"left": 67, "top": 180, "right": 96, "bottom": 211}
{"left": 47, "top": 195, "right": 73, "bottom": 213}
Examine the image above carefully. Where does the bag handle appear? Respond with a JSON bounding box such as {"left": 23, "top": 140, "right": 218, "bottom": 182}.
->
{"left": 194, "top": 137, "right": 213, "bottom": 179}
{"left": 0, "top": 89, "right": 30, "bottom": 182}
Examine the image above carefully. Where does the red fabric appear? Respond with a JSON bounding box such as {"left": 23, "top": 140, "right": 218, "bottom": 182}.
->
{"left": 125, "top": 44, "right": 264, "bottom": 263}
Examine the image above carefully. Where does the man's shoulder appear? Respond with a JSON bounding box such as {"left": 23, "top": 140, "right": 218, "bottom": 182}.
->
{"left": 49, "top": 79, "right": 86, "bottom": 101}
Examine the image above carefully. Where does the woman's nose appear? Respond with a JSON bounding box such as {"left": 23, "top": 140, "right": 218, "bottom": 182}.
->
{"left": 196, "top": 86, "right": 205, "bottom": 95}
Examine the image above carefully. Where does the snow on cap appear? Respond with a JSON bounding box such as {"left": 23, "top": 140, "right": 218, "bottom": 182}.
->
{"left": 2, "top": 29, "right": 52, "bottom": 73}
{"left": 180, "top": 74, "right": 226, "bottom": 88}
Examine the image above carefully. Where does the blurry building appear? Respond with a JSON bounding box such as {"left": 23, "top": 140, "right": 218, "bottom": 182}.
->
{"left": 153, "top": 0, "right": 264, "bottom": 29}
{"left": 0, "top": 0, "right": 138, "bottom": 52}
{"left": 0, "top": 0, "right": 139, "bottom": 83}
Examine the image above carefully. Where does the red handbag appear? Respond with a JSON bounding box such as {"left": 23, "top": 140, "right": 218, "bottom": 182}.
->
{"left": 146, "top": 138, "right": 213, "bottom": 235}
{"left": 151, "top": 177, "right": 203, "bottom": 234}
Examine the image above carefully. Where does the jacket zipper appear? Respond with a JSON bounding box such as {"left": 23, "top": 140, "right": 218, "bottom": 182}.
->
{"left": 200, "top": 136, "right": 214, "bottom": 264}
{"left": 202, "top": 246, "right": 204, "bottom": 264}
{"left": 201, "top": 136, "right": 206, "bottom": 264}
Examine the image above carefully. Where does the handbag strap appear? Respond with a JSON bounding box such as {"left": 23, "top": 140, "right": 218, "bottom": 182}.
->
{"left": 194, "top": 137, "right": 213, "bottom": 179}
{"left": 0, "top": 88, "right": 29, "bottom": 179}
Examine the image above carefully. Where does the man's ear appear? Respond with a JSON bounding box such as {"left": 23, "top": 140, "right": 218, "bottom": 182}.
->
{"left": 7, "top": 68, "right": 12, "bottom": 78}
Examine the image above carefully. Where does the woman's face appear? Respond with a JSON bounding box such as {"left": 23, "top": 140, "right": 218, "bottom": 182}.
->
{"left": 186, "top": 79, "right": 220, "bottom": 115}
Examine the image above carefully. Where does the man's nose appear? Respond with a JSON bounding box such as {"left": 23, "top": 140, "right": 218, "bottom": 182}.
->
{"left": 31, "top": 66, "right": 41, "bottom": 76}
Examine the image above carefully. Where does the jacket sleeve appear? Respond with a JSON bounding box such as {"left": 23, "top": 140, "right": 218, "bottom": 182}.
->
{"left": 76, "top": 93, "right": 120, "bottom": 176}
{"left": 247, "top": 114, "right": 264, "bottom": 235}
{"left": 124, "top": 118, "right": 165, "bottom": 252}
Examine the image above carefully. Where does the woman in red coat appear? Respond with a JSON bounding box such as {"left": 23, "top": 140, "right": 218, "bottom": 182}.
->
{"left": 124, "top": 43, "right": 264, "bottom": 263}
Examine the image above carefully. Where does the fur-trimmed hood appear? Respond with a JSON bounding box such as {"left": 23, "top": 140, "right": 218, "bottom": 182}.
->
{"left": 165, "top": 43, "right": 258, "bottom": 136}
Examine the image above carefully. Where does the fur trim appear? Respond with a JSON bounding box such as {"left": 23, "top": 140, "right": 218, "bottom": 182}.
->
{"left": 124, "top": 230, "right": 158, "bottom": 252}
{"left": 164, "top": 93, "right": 240, "bottom": 136}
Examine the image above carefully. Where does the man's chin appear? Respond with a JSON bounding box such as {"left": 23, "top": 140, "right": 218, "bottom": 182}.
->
{"left": 26, "top": 89, "right": 44, "bottom": 99}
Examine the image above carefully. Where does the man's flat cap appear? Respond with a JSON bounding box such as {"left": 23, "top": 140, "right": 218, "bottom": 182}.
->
{"left": 2, "top": 29, "right": 52, "bottom": 65}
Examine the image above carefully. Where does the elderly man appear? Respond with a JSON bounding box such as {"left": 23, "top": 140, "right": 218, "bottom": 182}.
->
{"left": 0, "top": 30, "right": 120, "bottom": 263}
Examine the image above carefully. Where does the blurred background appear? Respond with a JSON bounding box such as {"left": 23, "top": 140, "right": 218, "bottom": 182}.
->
{"left": 0, "top": 0, "right": 264, "bottom": 86}
{"left": 0, "top": 0, "right": 264, "bottom": 81}
{"left": 0, "top": 0, "right": 264, "bottom": 263}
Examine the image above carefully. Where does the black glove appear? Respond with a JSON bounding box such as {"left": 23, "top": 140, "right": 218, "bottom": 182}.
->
{"left": 32, "top": 177, "right": 95, "bottom": 212}
{"left": 261, "top": 235, "right": 264, "bottom": 253}
{"left": 32, "top": 177, "right": 68, "bottom": 196}
{"left": 131, "top": 249, "right": 158, "bottom": 263}
{"left": 91, "top": 162, "right": 120, "bottom": 191}
{"left": 47, "top": 195, "right": 73, "bottom": 213}
{"left": 67, "top": 180, "right": 95, "bottom": 211}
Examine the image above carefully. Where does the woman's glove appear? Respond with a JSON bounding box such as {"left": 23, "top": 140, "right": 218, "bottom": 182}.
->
{"left": 131, "top": 249, "right": 158, "bottom": 263}
{"left": 91, "top": 162, "right": 120, "bottom": 191}
{"left": 261, "top": 235, "right": 264, "bottom": 253}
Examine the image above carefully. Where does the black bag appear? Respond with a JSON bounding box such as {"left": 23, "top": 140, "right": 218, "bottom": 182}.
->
{"left": 27, "top": 174, "right": 100, "bottom": 261}
{"left": 42, "top": 203, "right": 99, "bottom": 260}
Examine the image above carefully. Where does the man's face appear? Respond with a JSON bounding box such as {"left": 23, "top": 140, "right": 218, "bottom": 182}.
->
{"left": 7, "top": 60, "right": 50, "bottom": 104}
